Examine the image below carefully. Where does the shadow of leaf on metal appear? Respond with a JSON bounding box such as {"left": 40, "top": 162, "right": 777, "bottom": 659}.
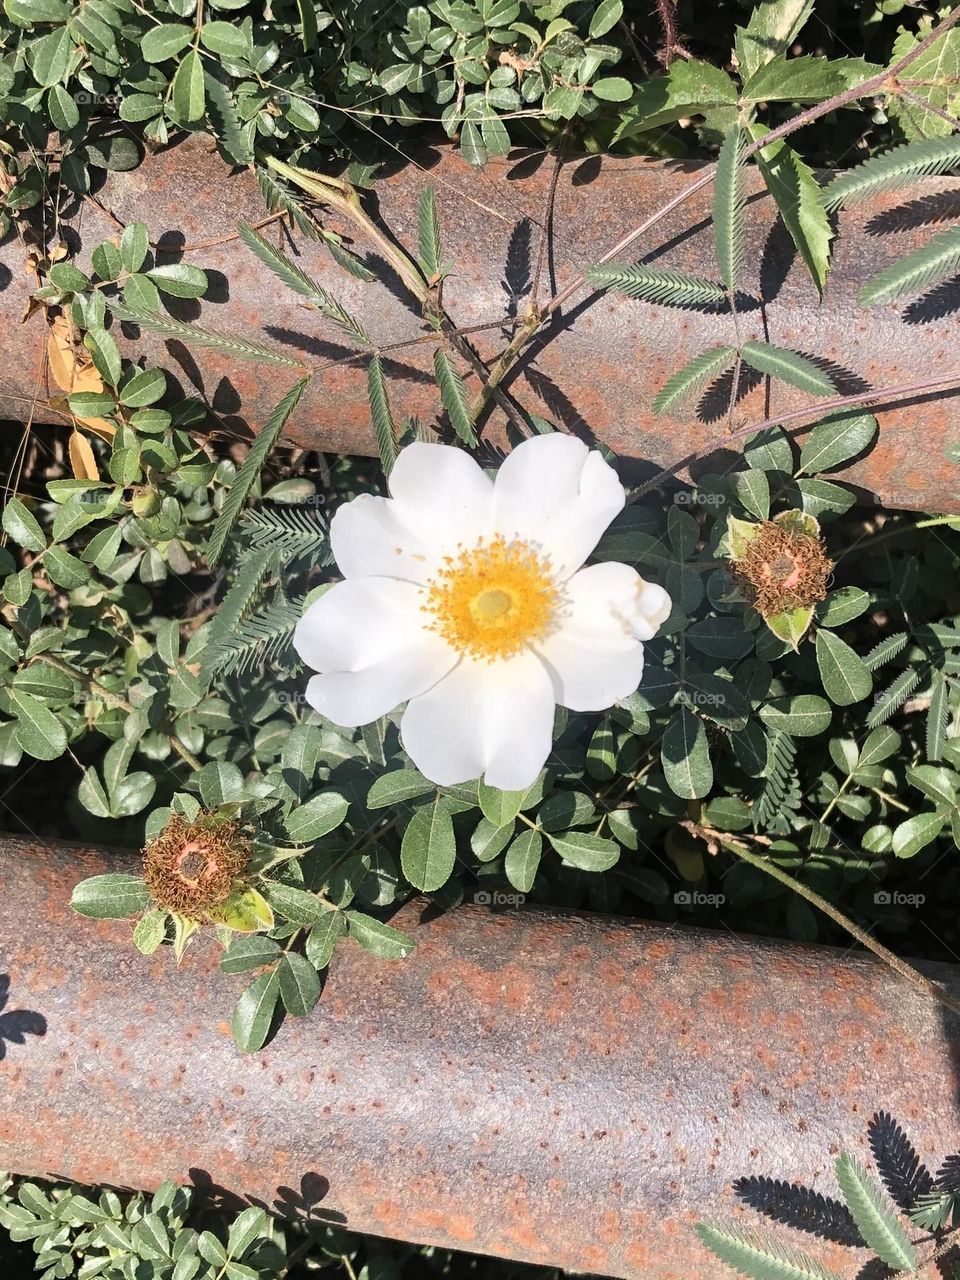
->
{"left": 0, "top": 973, "right": 47, "bottom": 1062}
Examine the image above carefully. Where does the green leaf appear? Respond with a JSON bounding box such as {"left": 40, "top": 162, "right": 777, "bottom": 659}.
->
{"left": 236, "top": 222, "right": 370, "bottom": 343}
{"left": 264, "top": 883, "right": 328, "bottom": 926}
{"left": 114, "top": 305, "right": 300, "bottom": 367}
{"left": 133, "top": 910, "right": 168, "bottom": 955}
{"left": 367, "top": 769, "right": 435, "bottom": 809}
{"left": 742, "top": 55, "right": 851, "bottom": 104}
{"left": 653, "top": 345, "right": 737, "bottom": 416}
{"left": 860, "top": 226, "right": 960, "bottom": 306}
{"left": 219, "top": 935, "right": 282, "bottom": 973}
{"left": 589, "top": 0, "right": 622, "bottom": 39}
{"left": 30, "top": 24, "right": 72, "bottom": 87}
{"left": 3, "top": 496, "right": 46, "bottom": 552}
{"left": 734, "top": 0, "right": 814, "bottom": 80}
{"left": 815, "top": 631, "right": 872, "bottom": 706}
{"left": 227, "top": 1206, "right": 269, "bottom": 1260}
{"left": 592, "top": 76, "right": 632, "bottom": 101}
{"left": 662, "top": 707, "right": 713, "bottom": 799}
{"left": 752, "top": 131, "right": 832, "bottom": 296}
{"left": 613, "top": 61, "right": 738, "bottom": 142}
{"left": 48, "top": 83, "right": 79, "bottom": 130}
{"left": 714, "top": 124, "right": 746, "bottom": 294}
{"left": 696, "top": 1221, "right": 841, "bottom": 1280}
{"left": 277, "top": 953, "right": 321, "bottom": 1017}
{"left": 548, "top": 830, "right": 620, "bottom": 871}
{"left": 731, "top": 468, "right": 770, "bottom": 519}
{"left": 799, "top": 412, "right": 877, "bottom": 474}
{"left": 209, "top": 887, "right": 275, "bottom": 934}
{"left": 401, "top": 797, "right": 457, "bottom": 892}
{"left": 433, "top": 348, "right": 477, "bottom": 447}
{"left": 824, "top": 135, "right": 960, "bottom": 208}
{"left": 740, "top": 341, "right": 834, "bottom": 395}
{"left": 71, "top": 873, "right": 150, "bottom": 919}
{"left": 927, "top": 671, "right": 949, "bottom": 762}
{"left": 759, "top": 694, "right": 832, "bottom": 736}
{"left": 120, "top": 224, "right": 148, "bottom": 275}
{"left": 197, "top": 760, "right": 243, "bottom": 807}
{"left": 505, "top": 829, "right": 542, "bottom": 892}
{"left": 460, "top": 118, "right": 487, "bottom": 166}
{"left": 887, "top": 26, "right": 960, "bottom": 141}
{"left": 764, "top": 604, "right": 815, "bottom": 651}
{"left": 173, "top": 49, "right": 206, "bottom": 123}
{"left": 120, "top": 368, "right": 166, "bottom": 407}
{"left": 417, "top": 186, "right": 442, "bottom": 278}
{"left": 478, "top": 783, "right": 525, "bottom": 828}
{"left": 231, "top": 968, "right": 281, "bottom": 1053}
{"left": 92, "top": 240, "right": 122, "bottom": 280}
{"left": 345, "top": 910, "right": 415, "bottom": 959}
{"left": 283, "top": 791, "right": 349, "bottom": 843}
{"left": 817, "top": 586, "right": 870, "bottom": 627}
{"left": 11, "top": 688, "right": 66, "bottom": 759}
{"left": 295, "top": 0, "right": 317, "bottom": 48}
{"left": 146, "top": 263, "right": 208, "bottom": 299}
{"left": 199, "top": 20, "right": 251, "bottom": 59}
{"left": 586, "top": 263, "right": 726, "bottom": 308}
{"left": 891, "top": 811, "right": 946, "bottom": 859}
{"left": 304, "top": 910, "right": 346, "bottom": 969}
{"left": 834, "top": 1153, "right": 916, "bottom": 1271}
{"left": 367, "top": 355, "right": 398, "bottom": 473}
{"left": 206, "top": 377, "right": 309, "bottom": 564}
{"left": 141, "top": 23, "right": 193, "bottom": 63}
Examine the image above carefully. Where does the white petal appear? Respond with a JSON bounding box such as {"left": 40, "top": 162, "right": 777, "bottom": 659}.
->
{"left": 330, "top": 493, "right": 436, "bottom": 583}
{"left": 330, "top": 444, "right": 494, "bottom": 583}
{"left": 388, "top": 442, "right": 493, "bottom": 548}
{"left": 401, "top": 652, "right": 556, "bottom": 790}
{"left": 535, "top": 562, "right": 671, "bottom": 712}
{"left": 294, "top": 578, "right": 455, "bottom": 727}
{"left": 492, "top": 434, "right": 625, "bottom": 578}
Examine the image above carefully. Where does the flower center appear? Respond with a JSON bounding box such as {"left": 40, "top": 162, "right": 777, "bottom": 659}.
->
{"left": 423, "top": 534, "right": 559, "bottom": 661}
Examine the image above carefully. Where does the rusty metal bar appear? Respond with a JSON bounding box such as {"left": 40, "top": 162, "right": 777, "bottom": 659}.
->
{"left": 2, "top": 835, "right": 960, "bottom": 1278}
{"left": 2, "top": 140, "right": 960, "bottom": 512}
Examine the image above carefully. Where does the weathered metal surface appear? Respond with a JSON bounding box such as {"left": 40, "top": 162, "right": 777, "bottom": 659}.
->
{"left": 2, "top": 835, "right": 960, "bottom": 1277}
{"left": 1, "top": 140, "right": 960, "bottom": 511}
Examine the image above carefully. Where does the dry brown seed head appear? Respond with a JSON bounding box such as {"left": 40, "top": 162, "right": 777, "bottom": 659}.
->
{"left": 732, "top": 520, "right": 833, "bottom": 618}
{"left": 143, "top": 814, "right": 250, "bottom": 921}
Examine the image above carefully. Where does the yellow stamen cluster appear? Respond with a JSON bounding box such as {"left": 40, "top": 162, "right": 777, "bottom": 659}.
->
{"left": 422, "top": 534, "right": 559, "bottom": 661}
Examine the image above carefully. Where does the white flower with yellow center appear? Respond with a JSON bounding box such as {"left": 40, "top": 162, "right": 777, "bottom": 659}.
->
{"left": 294, "top": 435, "right": 671, "bottom": 790}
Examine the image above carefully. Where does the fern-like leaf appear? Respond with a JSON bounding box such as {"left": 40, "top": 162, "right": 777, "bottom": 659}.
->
{"left": 740, "top": 342, "right": 835, "bottom": 396}
{"left": 211, "top": 594, "right": 303, "bottom": 677}
{"left": 863, "top": 632, "right": 909, "bottom": 670}
{"left": 653, "top": 345, "right": 737, "bottom": 416}
{"left": 860, "top": 226, "right": 960, "bottom": 305}
{"left": 238, "top": 221, "right": 371, "bottom": 344}
{"left": 909, "top": 1189, "right": 960, "bottom": 1231}
{"left": 867, "top": 667, "right": 921, "bottom": 727}
{"left": 823, "top": 136, "right": 960, "bottom": 208}
{"left": 834, "top": 1153, "right": 916, "bottom": 1272}
{"left": 733, "top": 1178, "right": 863, "bottom": 1246}
{"left": 417, "top": 186, "right": 442, "bottom": 279}
{"left": 433, "top": 348, "right": 477, "bottom": 446}
{"left": 109, "top": 304, "right": 301, "bottom": 367}
{"left": 753, "top": 730, "right": 797, "bottom": 831}
{"left": 255, "top": 165, "right": 319, "bottom": 239}
{"left": 867, "top": 1112, "right": 934, "bottom": 1211}
{"left": 242, "top": 503, "right": 330, "bottom": 564}
{"left": 586, "top": 263, "right": 727, "bottom": 308}
{"left": 695, "top": 1222, "right": 842, "bottom": 1280}
{"left": 206, "top": 378, "right": 310, "bottom": 566}
{"left": 714, "top": 124, "right": 747, "bottom": 294}
{"left": 367, "top": 354, "right": 398, "bottom": 472}
{"left": 199, "top": 546, "right": 277, "bottom": 683}
{"left": 926, "top": 671, "right": 949, "bottom": 762}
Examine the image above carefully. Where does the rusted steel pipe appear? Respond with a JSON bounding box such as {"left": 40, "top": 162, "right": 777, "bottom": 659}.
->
{"left": 2, "top": 140, "right": 960, "bottom": 512}
{"left": 3, "top": 835, "right": 960, "bottom": 1278}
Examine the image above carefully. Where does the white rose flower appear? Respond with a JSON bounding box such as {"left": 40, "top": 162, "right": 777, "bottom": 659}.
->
{"left": 294, "top": 434, "right": 672, "bottom": 791}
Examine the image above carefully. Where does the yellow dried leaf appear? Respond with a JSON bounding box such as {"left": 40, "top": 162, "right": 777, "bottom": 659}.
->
{"left": 46, "top": 314, "right": 116, "bottom": 441}
{"left": 68, "top": 429, "right": 99, "bottom": 481}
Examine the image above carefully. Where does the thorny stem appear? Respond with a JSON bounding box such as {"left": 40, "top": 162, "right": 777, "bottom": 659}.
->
{"left": 684, "top": 821, "right": 960, "bottom": 1021}
{"left": 467, "top": 3, "right": 960, "bottom": 425}
{"left": 627, "top": 370, "right": 960, "bottom": 501}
